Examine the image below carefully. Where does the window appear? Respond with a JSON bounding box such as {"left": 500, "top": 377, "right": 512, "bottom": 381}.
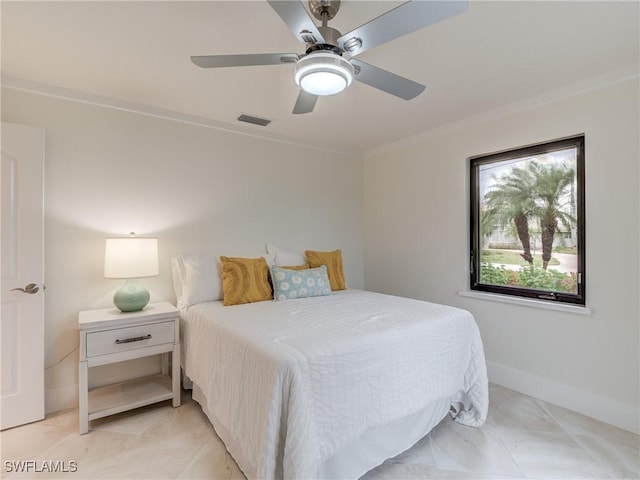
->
{"left": 470, "top": 135, "right": 585, "bottom": 305}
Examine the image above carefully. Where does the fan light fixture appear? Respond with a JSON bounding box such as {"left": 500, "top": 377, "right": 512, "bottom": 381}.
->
{"left": 294, "top": 52, "right": 354, "bottom": 96}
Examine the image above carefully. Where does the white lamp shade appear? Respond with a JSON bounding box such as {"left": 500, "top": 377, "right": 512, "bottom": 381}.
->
{"left": 104, "top": 237, "right": 159, "bottom": 279}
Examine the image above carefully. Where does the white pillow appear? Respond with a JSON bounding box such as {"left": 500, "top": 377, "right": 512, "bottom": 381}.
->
{"left": 179, "top": 253, "right": 222, "bottom": 308}
{"left": 170, "top": 256, "right": 186, "bottom": 306}
{"left": 267, "top": 244, "right": 307, "bottom": 266}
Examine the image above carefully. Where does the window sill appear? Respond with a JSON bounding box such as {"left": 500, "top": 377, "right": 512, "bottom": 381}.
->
{"left": 458, "top": 290, "right": 592, "bottom": 315}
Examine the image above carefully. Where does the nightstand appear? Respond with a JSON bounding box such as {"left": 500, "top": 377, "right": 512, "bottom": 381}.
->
{"left": 78, "top": 302, "right": 180, "bottom": 434}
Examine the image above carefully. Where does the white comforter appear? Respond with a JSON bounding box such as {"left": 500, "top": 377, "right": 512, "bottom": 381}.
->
{"left": 182, "top": 289, "right": 488, "bottom": 479}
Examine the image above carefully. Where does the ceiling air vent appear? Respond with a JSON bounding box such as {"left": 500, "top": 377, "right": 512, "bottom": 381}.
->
{"left": 237, "top": 114, "right": 271, "bottom": 127}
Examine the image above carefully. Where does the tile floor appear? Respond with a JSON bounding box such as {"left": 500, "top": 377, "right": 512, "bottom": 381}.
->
{"left": 1, "top": 384, "right": 638, "bottom": 479}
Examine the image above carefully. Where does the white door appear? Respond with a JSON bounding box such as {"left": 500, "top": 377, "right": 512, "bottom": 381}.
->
{"left": 1, "top": 122, "right": 45, "bottom": 430}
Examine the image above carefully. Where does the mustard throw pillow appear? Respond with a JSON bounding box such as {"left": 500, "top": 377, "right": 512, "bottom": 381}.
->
{"left": 220, "top": 256, "right": 273, "bottom": 306}
{"left": 305, "top": 249, "right": 347, "bottom": 291}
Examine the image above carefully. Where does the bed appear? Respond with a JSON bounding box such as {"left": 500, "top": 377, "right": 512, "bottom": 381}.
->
{"left": 172, "top": 251, "right": 488, "bottom": 480}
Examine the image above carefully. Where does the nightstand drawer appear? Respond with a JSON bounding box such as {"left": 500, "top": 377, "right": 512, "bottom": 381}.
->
{"left": 86, "top": 321, "right": 175, "bottom": 357}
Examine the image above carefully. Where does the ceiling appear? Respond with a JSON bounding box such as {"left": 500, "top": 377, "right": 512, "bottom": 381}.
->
{"left": 2, "top": 1, "right": 638, "bottom": 153}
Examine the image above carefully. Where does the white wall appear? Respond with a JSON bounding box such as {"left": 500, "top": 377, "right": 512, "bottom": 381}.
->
{"left": 363, "top": 77, "right": 639, "bottom": 433}
{"left": 3, "top": 76, "right": 638, "bottom": 434}
{"left": 2, "top": 87, "right": 364, "bottom": 413}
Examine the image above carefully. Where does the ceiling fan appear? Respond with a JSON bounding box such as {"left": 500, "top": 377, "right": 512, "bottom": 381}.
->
{"left": 191, "top": 0, "right": 468, "bottom": 114}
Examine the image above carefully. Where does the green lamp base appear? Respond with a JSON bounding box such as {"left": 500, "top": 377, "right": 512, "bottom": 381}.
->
{"left": 114, "top": 279, "right": 150, "bottom": 312}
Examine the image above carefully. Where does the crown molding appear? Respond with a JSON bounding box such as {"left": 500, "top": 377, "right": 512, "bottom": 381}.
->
{"left": 1, "top": 75, "right": 361, "bottom": 158}
{"left": 364, "top": 65, "right": 640, "bottom": 158}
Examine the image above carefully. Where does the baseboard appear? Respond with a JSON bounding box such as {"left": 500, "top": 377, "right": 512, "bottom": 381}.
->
{"left": 45, "top": 384, "right": 78, "bottom": 414}
{"left": 487, "top": 361, "right": 639, "bottom": 435}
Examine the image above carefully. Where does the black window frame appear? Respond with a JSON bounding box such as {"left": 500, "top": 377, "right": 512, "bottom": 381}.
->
{"left": 469, "top": 135, "right": 586, "bottom": 306}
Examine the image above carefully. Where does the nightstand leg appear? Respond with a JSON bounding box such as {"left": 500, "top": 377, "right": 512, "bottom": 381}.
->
{"left": 161, "top": 352, "right": 169, "bottom": 375}
{"left": 79, "top": 360, "right": 89, "bottom": 434}
{"left": 172, "top": 344, "right": 181, "bottom": 407}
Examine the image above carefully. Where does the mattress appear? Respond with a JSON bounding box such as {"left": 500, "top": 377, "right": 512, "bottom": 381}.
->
{"left": 181, "top": 289, "right": 488, "bottom": 479}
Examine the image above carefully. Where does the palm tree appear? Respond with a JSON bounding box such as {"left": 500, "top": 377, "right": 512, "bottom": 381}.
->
{"left": 529, "top": 162, "right": 576, "bottom": 269}
{"left": 483, "top": 165, "right": 537, "bottom": 264}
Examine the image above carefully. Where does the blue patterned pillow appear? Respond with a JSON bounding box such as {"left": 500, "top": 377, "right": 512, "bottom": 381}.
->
{"left": 270, "top": 265, "right": 332, "bottom": 301}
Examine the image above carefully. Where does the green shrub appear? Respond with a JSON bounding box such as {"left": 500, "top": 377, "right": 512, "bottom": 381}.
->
{"left": 480, "top": 263, "right": 577, "bottom": 293}
{"left": 480, "top": 264, "right": 512, "bottom": 285}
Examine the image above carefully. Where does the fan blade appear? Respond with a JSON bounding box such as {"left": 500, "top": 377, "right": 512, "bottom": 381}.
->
{"left": 338, "top": 0, "right": 468, "bottom": 57}
{"left": 292, "top": 90, "right": 318, "bottom": 114}
{"left": 351, "top": 59, "right": 425, "bottom": 100}
{"left": 267, "top": 0, "right": 325, "bottom": 45}
{"left": 191, "top": 53, "right": 299, "bottom": 68}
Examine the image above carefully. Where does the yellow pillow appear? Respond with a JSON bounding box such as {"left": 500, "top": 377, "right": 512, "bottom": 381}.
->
{"left": 220, "top": 256, "right": 273, "bottom": 306}
{"left": 305, "top": 249, "right": 347, "bottom": 291}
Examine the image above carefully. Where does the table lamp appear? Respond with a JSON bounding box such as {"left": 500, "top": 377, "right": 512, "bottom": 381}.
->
{"left": 104, "top": 234, "right": 159, "bottom": 312}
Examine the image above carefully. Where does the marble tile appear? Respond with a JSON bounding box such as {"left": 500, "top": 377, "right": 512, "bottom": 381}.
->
{"left": 484, "top": 384, "right": 564, "bottom": 434}
{"left": 538, "top": 399, "right": 639, "bottom": 447}
{"left": 3, "top": 430, "right": 139, "bottom": 479}
{"left": 0, "top": 421, "right": 74, "bottom": 461}
{"left": 499, "top": 427, "right": 620, "bottom": 479}
{"left": 537, "top": 400, "right": 640, "bottom": 475}
{"left": 39, "top": 408, "right": 79, "bottom": 430}
{"left": 385, "top": 430, "right": 437, "bottom": 468}
{"left": 87, "top": 433, "right": 203, "bottom": 479}
{"left": 142, "top": 401, "right": 218, "bottom": 443}
{"left": 177, "top": 437, "right": 245, "bottom": 479}
{"left": 571, "top": 433, "right": 639, "bottom": 480}
{"left": 428, "top": 416, "right": 524, "bottom": 478}
{"left": 3, "top": 383, "right": 637, "bottom": 480}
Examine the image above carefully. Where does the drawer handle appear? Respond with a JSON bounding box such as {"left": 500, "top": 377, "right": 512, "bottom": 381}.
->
{"left": 115, "top": 334, "right": 152, "bottom": 344}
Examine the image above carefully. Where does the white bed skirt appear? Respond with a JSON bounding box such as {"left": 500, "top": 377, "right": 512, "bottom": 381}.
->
{"left": 192, "top": 381, "right": 452, "bottom": 479}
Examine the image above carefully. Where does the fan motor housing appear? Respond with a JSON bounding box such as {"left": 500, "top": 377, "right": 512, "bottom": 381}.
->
{"left": 309, "top": 0, "right": 341, "bottom": 21}
{"left": 306, "top": 43, "right": 342, "bottom": 56}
